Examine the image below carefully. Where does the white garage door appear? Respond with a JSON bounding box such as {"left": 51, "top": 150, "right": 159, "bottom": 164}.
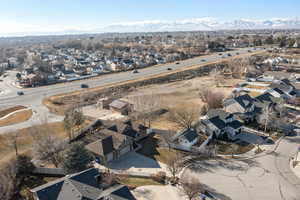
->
{"left": 120, "top": 145, "right": 130, "bottom": 155}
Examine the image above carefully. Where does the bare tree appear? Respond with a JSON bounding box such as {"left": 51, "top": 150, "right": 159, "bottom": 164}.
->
{"left": 0, "top": 160, "right": 18, "bottom": 200}
{"left": 101, "top": 172, "right": 118, "bottom": 188}
{"left": 0, "top": 155, "right": 35, "bottom": 200}
{"left": 227, "top": 57, "right": 250, "bottom": 79}
{"left": 2, "top": 132, "right": 20, "bottom": 156}
{"left": 199, "top": 89, "right": 224, "bottom": 109}
{"left": 168, "top": 105, "right": 199, "bottom": 129}
{"left": 64, "top": 107, "right": 85, "bottom": 141}
{"left": 31, "top": 125, "right": 66, "bottom": 167}
{"left": 210, "top": 66, "right": 225, "bottom": 86}
{"left": 161, "top": 130, "right": 176, "bottom": 150}
{"left": 180, "top": 173, "right": 204, "bottom": 200}
{"left": 129, "top": 93, "right": 162, "bottom": 127}
{"left": 165, "top": 152, "right": 183, "bottom": 179}
{"left": 261, "top": 105, "right": 277, "bottom": 135}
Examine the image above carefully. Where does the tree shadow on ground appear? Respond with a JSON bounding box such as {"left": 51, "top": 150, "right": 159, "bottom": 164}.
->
{"left": 202, "top": 183, "right": 233, "bottom": 200}
{"left": 187, "top": 156, "right": 258, "bottom": 173}
{"left": 284, "top": 136, "right": 300, "bottom": 144}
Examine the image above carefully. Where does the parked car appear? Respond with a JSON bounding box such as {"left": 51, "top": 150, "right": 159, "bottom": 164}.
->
{"left": 201, "top": 59, "right": 206, "bottom": 62}
{"left": 133, "top": 69, "right": 139, "bottom": 73}
{"left": 176, "top": 62, "right": 180, "bottom": 64}
{"left": 236, "top": 52, "right": 240, "bottom": 55}
{"left": 218, "top": 53, "right": 222, "bottom": 56}
{"left": 81, "top": 84, "right": 89, "bottom": 88}
{"left": 167, "top": 67, "right": 172, "bottom": 70}
{"left": 248, "top": 50, "right": 252, "bottom": 53}
{"left": 17, "top": 91, "right": 24, "bottom": 95}
{"left": 227, "top": 53, "right": 232, "bottom": 56}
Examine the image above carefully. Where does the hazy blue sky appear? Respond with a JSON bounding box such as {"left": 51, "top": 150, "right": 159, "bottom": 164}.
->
{"left": 0, "top": 0, "right": 299, "bottom": 35}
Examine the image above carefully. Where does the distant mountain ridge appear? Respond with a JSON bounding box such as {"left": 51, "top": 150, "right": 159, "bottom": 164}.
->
{"left": 100, "top": 18, "right": 300, "bottom": 32}
{"left": 1, "top": 18, "right": 300, "bottom": 37}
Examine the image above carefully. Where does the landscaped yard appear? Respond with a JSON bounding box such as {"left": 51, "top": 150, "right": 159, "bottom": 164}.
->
{"left": 137, "top": 136, "right": 183, "bottom": 164}
{"left": 0, "top": 109, "right": 33, "bottom": 127}
{"left": 216, "top": 141, "right": 255, "bottom": 155}
{"left": 0, "top": 105, "right": 27, "bottom": 118}
{"left": 118, "top": 176, "right": 163, "bottom": 188}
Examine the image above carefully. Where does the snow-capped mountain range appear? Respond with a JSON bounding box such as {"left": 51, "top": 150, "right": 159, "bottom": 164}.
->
{"left": 1, "top": 18, "right": 300, "bottom": 37}
{"left": 100, "top": 18, "right": 300, "bottom": 32}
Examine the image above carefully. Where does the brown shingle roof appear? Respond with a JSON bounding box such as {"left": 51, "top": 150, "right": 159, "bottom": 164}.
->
{"left": 109, "top": 100, "right": 129, "bottom": 110}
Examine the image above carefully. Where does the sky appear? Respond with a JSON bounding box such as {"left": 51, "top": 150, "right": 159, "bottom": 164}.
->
{"left": 0, "top": 0, "right": 299, "bottom": 36}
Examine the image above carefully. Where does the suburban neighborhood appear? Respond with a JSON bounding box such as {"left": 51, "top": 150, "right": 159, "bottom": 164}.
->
{"left": 1, "top": 1, "right": 300, "bottom": 200}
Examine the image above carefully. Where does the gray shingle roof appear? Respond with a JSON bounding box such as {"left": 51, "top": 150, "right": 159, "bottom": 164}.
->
{"left": 180, "top": 129, "right": 199, "bottom": 142}
{"left": 31, "top": 168, "right": 136, "bottom": 200}
{"left": 207, "top": 109, "right": 233, "bottom": 121}
{"left": 31, "top": 168, "right": 102, "bottom": 200}
{"left": 234, "top": 94, "right": 254, "bottom": 109}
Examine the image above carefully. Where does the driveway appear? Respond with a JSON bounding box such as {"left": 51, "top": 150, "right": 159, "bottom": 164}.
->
{"left": 234, "top": 132, "right": 265, "bottom": 144}
{"left": 184, "top": 136, "right": 300, "bottom": 200}
{"left": 108, "top": 151, "right": 168, "bottom": 175}
{"left": 133, "top": 185, "right": 183, "bottom": 200}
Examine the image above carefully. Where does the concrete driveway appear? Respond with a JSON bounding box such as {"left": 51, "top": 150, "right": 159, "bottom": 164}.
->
{"left": 108, "top": 151, "right": 168, "bottom": 175}
{"left": 184, "top": 136, "right": 300, "bottom": 200}
{"left": 234, "top": 132, "right": 265, "bottom": 144}
{"left": 133, "top": 185, "right": 183, "bottom": 200}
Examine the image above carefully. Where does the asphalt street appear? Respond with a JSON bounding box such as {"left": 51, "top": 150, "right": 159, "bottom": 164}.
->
{"left": 186, "top": 136, "right": 300, "bottom": 200}
{"left": 0, "top": 47, "right": 264, "bottom": 133}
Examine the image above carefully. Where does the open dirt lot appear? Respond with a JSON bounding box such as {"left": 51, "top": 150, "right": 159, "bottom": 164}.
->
{"left": 122, "top": 76, "right": 241, "bottom": 130}
{"left": 82, "top": 105, "right": 126, "bottom": 120}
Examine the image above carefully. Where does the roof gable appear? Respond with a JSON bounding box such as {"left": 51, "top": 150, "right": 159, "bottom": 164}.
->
{"left": 102, "top": 136, "right": 114, "bottom": 155}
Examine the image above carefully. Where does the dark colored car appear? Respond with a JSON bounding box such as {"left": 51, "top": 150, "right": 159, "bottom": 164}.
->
{"left": 236, "top": 52, "right": 240, "bottom": 55}
{"left": 167, "top": 67, "right": 172, "bottom": 70}
{"left": 81, "top": 84, "right": 89, "bottom": 88}
{"left": 227, "top": 53, "right": 232, "bottom": 56}
{"left": 218, "top": 53, "right": 222, "bottom": 55}
{"left": 248, "top": 50, "right": 252, "bottom": 52}
{"left": 17, "top": 91, "right": 24, "bottom": 95}
{"left": 201, "top": 59, "right": 206, "bottom": 62}
{"left": 176, "top": 62, "right": 180, "bottom": 64}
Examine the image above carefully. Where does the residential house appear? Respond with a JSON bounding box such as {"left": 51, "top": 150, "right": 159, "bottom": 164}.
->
{"left": 268, "top": 80, "right": 298, "bottom": 100}
{"left": 106, "top": 120, "right": 148, "bottom": 141}
{"left": 200, "top": 109, "right": 243, "bottom": 140}
{"left": 223, "top": 94, "right": 256, "bottom": 122}
{"left": 30, "top": 168, "right": 136, "bottom": 200}
{"left": 253, "top": 92, "right": 280, "bottom": 125}
{"left": 85, "top": 129, "right": 134, "bottom": 164}
{"left": 175, "top": 128, "right": 199, "bottom": 148}
{"left": 97, "top": 97, "right": 113, "bottom": 109}
{"left": 109, "top": 100, "right": 132, "bottom": 115}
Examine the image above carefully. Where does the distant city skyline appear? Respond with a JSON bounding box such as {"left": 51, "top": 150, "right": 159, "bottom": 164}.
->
{"left": 0, "top": 0, "right": 299, "bottom": 36}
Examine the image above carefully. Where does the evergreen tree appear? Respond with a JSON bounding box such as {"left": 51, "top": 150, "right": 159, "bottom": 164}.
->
{"left": 62, "top": 143, "right": 94, "bottom": 173}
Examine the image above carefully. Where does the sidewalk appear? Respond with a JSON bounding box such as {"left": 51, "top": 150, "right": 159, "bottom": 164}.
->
{"left": 93, "top": 151, "right": 170, "bottom": 176}
{"left": 219, "top": 136, "right": 284, "bottom": 161}
{"left": 290, "top": 148, "right": 300, "bottom": 179}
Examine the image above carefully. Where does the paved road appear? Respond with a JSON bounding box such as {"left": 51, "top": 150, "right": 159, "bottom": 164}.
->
{"left": 0, "top": 47, "right": 264, "bottom": 133}
{"left": 185, "top": 136, "right": 300, "bottom": 200}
